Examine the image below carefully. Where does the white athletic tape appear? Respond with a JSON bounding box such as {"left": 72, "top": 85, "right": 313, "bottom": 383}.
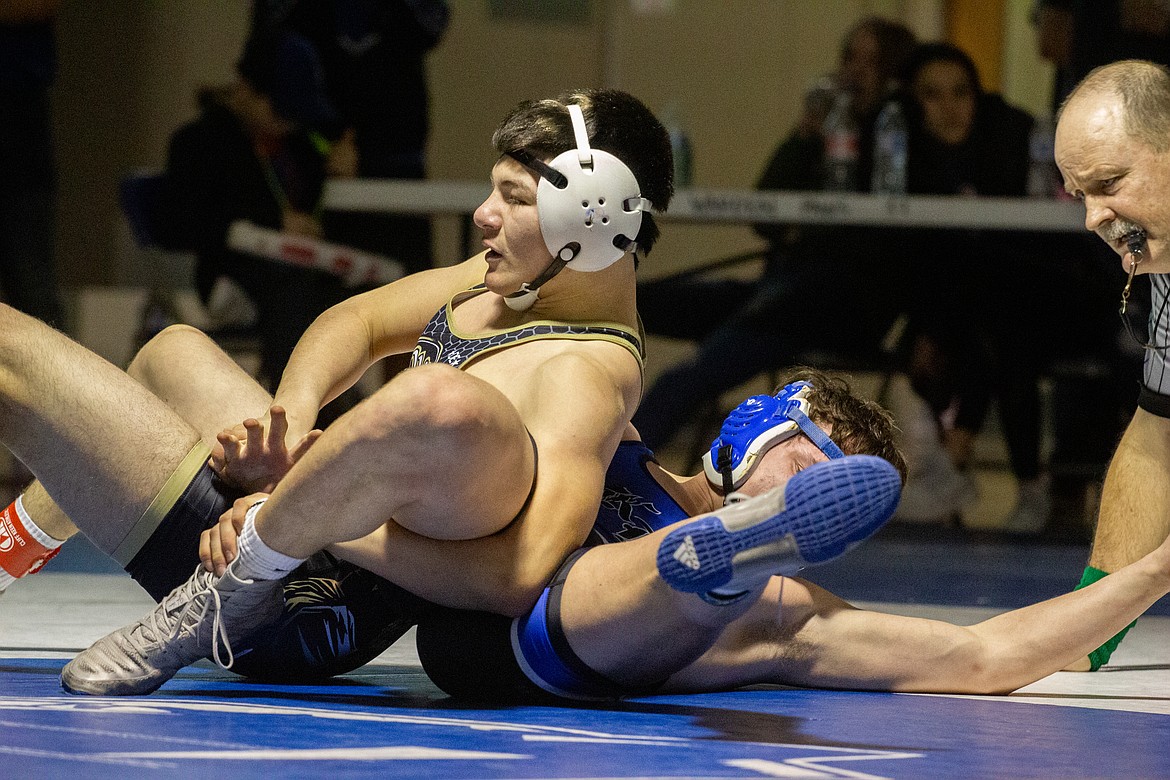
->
{"left": 226, "top": 220, "right": 405, "bottom": 287}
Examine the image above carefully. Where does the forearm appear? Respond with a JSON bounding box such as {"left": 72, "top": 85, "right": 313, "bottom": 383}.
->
{"left": 271, "top": 301, "right": 378, "bottom": 436}
{"left": 954, "top": 549, "right": 1170, "bottom": 693}
{"left": 778, "top": 557, "right": 1170, "bottom": 695}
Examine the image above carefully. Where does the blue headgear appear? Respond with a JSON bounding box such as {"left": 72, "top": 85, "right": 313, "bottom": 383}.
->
{"left": 702, "top": 381, "right": 845, "bottom": 497}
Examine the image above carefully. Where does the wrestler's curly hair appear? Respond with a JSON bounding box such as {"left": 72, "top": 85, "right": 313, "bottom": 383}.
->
{"left": 491, "top": 88, "right": 673, "bottom": 257}
{"left": 774, "top": 367, "right": 908, "bottom": 483}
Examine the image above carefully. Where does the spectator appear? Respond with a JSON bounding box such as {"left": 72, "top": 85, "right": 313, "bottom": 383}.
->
{"left": 0, "top": 0, "right": 65, "bottom": 328}
{"left": 251, "top": 0, "right": 450, "bottom": 277}
{"left": 1035, "top": 0, "right": 1170, "bottom": 111}
{"left": 894, "top": 42, "right": 1128, "bottom": 531}
{"left": 633, "top": 16, "right": 917, "bottom": 454}
{"left": 156, "top": 31, "right": 352, "bottom": 393}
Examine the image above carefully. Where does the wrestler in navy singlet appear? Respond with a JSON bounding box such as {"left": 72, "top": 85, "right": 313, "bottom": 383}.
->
{"left": 411, "top": 285, "right": 643, "bottom": 369}
{"left": 238, "top": 289, "right": 645, "bottom": 682}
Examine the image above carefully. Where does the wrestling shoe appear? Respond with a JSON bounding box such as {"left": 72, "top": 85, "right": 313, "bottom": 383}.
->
{"left": 60, "top": 565, "right": 283, "bottom": 696}
{"left": 657, "top": 454, "right": 901, "bottom": 595}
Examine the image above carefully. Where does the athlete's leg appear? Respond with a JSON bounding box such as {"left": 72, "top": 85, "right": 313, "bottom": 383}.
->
{"left": 3, "top": 324, "right": 272, "bottom": 583}
{"left": 62, "top": 361, "right": 538, "bottom": 695}
{"left": 558, "top": 528, "right": 756, "bottom": 688}
{"left": 0, "top": 304, "right": 202, "bottom": 554}
{"left": 128, "top": 324, "right": 274, "bottom": 447}
{"left": 252, "top": 362, "right": 537, "bottom": 557}
{"left": 536, "top": 456, "right": 901, "bottom": 690}
{"left": 1060, "top": 407, "right": 1170, "bottom": 670}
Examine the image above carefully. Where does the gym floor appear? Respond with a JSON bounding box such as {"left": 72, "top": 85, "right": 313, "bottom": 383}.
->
{"left": 2, "top": 529, "right": 1167, "bottom": 780}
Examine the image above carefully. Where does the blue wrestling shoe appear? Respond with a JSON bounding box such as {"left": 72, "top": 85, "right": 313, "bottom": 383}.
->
{"left": 656, "top": 454, "right": 901, "bottom": 596}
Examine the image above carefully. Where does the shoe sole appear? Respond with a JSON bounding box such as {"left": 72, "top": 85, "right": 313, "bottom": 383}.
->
{"left": 61, "top": 666, "right": 170, "bottom": 697}
{"left": 656, "top": 455, "right": 902, "bottom": 593}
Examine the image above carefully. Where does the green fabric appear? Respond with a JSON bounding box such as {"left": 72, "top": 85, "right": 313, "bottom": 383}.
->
{"left": 1075, "top": 566, "right": 1136, "bottom": 671}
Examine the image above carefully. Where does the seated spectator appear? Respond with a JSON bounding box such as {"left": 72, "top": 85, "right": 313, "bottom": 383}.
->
{"left": 250, "top": 0, "right": 450, "bottom": 278}
{"left": 156, "top": 31, "right": 353, "bottom": 394}
{"left": 893, "top": 42, "right": 1129, "bottom": 531}
{"left": 634, "top": 16, "right": 917, "bottom": 453}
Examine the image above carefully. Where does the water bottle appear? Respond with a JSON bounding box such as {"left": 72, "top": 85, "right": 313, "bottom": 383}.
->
{"left": 662, "top": 104, "right": 693, "bottom": 187}
{"left": 871, "top": 100, "right": 908, "bottom": 194}
{"left": 670, "top": 125, "right": 693, "bottom": 188}
{"left": 1026, "top": 114, "right": 1057, "bottom": 198}
{"left": 821, "top": 91, "right": 859, "bottom": 191}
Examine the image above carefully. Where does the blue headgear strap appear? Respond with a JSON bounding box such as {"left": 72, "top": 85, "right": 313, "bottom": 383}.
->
{"left": 702, "top": 381, "right": 845, "bottom": 496}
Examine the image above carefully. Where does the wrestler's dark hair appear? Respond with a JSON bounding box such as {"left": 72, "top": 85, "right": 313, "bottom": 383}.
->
{"left": 492, "top": 88, "right": 674, "bottom": 256}
{"left": 1061, "top": 59, "right": 1170, "bottom": 153}
{"left": 774, "top": 367, "right": 908, "bottom": 483}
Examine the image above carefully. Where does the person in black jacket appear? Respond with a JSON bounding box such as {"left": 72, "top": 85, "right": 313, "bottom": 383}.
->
{"left": 158, "top": 31, "right": 350, "bottom": 392}
{"left": 250, "top": 0, "right": 450, "bottom": 277}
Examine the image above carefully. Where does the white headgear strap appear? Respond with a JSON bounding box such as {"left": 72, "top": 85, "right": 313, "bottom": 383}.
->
{"left": 503, "top": 103, "right": 650, "bottom": 310}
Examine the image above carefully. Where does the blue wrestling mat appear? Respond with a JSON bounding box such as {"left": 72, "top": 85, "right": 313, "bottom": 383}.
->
{"left": 4, "top": 658, "right": 1167, "bottom": 780}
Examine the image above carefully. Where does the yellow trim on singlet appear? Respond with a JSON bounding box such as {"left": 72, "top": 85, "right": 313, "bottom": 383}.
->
{"left": 110, "top": 440, "right": 213, "bottom": 567}
{"left": 442, "top": 286, "right": 645, "bottom": 371}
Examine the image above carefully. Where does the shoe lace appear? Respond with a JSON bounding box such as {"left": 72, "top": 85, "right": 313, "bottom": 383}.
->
{"left": 130, "top": 566, "right": 236, "bottom": 670}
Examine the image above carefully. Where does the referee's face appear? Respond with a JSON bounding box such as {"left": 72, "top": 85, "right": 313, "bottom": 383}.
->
{"left": 1057, "top": 90, "right": 1170, "bottom": 276}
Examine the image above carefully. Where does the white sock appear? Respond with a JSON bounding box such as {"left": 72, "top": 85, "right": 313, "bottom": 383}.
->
{"left": 13, "top": 495, "right": 65, "bottom": 549}
{"left": 0, "top": 495, "right": 65, "bottom": 592}
{"left": 229, "top": 499, "right": 304, "bottom": 582}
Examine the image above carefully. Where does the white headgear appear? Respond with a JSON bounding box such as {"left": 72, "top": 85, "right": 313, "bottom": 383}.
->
{"left": 504, "top": 103, "right": 652, "bottom": 310}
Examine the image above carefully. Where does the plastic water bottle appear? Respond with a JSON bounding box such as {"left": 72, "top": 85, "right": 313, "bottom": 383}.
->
{"left": 871, "top": 100, "right": 908, "bottom": 194}
{"left": 1027, "top": 114, "right": 1057, "bottom": 198}
{"left": 670, "top": 124, "right": 693, "bottom": 187}
{"left": 662, "top": 104, "right": 693, "bottom": 187}
{"left": 822, "top": 91, "right": 859, "bottom": 191}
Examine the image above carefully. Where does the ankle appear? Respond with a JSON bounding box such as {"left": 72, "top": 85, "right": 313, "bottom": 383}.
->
{"left": 230, "top": 499, "right": 304, "bottom": 581}
{"left": 0, "top": 495, "right": 65, "bottom": 588}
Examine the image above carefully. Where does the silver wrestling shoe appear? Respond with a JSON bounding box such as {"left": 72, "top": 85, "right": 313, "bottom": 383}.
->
{"left": 60, "top": 565, "right": 283, "bottom": 696}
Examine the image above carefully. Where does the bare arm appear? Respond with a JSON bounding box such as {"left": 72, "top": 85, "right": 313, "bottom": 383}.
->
{"left": 270, "top": 257, "right": 485, "bottom": 441}
{"left": 764, "top": 536, "right": 1170, "bottom": 694}
{"left": 332, "top": 343, "right": 641, "bottom": 615}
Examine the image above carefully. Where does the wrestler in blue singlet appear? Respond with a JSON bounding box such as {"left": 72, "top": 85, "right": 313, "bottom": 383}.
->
{"left": 415, "top": 440, "right": 689, "bottom": 701}
{"left": 588, "top": 440, "right": 688, "bottom": 544}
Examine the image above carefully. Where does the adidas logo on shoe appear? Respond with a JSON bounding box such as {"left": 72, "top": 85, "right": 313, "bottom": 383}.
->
{"left": 656, "top": 455, "right": 902, "bottom": 595}
{"left": 672, "top": 535, "right": 701, "bottom": 570}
